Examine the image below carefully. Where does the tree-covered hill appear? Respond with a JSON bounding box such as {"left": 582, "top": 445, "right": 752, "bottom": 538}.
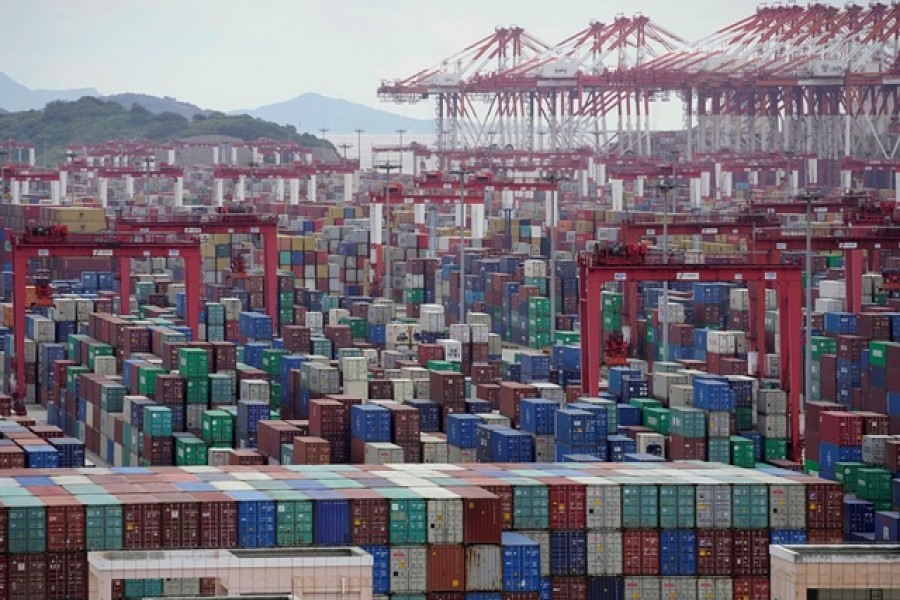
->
{"left": 0, "top": 96, "right": 332, "bottom": 165}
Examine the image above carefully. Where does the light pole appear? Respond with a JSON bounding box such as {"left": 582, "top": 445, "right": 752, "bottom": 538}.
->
{"left": 801, "top": 190, "right": 823, "bottom": 406}
{"left": 355, "top": 128, "right": 365, "bottom": 167}
{"left": 397, "top": 128, "right": 407, "bottom": 174}
{"left": 541, "top": 171, "right": 567, "bottom": 344}
{"left": 657, "top": 165, "right": 676, "bottom": 362}
{"left": 375, "top": 162, "right": 400, "bottom": 302}
{"left": 338, "top": 143, "right": 353, "bottom": 160}
{"left": 450, "top": 167, "right": 473, "bottom": 323}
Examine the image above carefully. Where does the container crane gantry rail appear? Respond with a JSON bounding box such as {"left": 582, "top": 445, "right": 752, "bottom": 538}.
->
{"left": 9, "top": 230, "right": 202, "bottom": 415}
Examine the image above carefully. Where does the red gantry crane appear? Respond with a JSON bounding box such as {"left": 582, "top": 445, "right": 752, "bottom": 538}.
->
{"left": 116, "top": 211, "right": 280, "bottom": 334}
{"left": 578, "top": 248, "right": 805, "bottom": 461}
{"left": 10, "top": 229, "right": 202, "bottom": 415}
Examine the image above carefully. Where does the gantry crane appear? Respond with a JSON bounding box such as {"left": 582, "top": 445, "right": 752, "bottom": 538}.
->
{"left": 578, "top": 250, "right": 804, "bottom": 461}
{"left": 117, "top": 211, "right": 279, "bottom": 334}
{"left": 10, "top": 229, "right": 202, "bottom": 415}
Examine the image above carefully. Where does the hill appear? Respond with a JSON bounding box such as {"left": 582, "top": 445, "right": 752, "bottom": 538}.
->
{"left": 238, "top": 92, "right": 433, "bottom": 135}
{"left": 104, "top": 93, "right": 211, "bottom": 120}
{"left": 0, "top": 97, "right": 331, "bottom": 166}
{"left": 0, "top": 71, "right": 100, "bottom": 112}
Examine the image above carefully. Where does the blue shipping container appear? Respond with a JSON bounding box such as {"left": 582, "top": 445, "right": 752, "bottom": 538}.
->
{"left": 351, "top": 404, "right": 392, "bottom": 442}
{"left": 361, "top": 545, "right": 390, "bottom": 594}
{"left": 501, "top": 532, "right": 541, "bottom": 592}
{"left": 549, "top": 531, "right": 587, "bottom": 576}
{"left": 520, "top": 398, "right": 557, "bottom": 435}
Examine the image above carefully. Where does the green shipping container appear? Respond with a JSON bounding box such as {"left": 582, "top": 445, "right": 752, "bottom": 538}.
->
{"left": 261, "top": 349, "right": 288, "bottom": 377}
{"left": 669, "top": 407, "right": 706, "bottom": 439}
{"left": 708, "top": 438, "right": 730, "bottom": 464}
{"left": 730, "top": 436, "right": 756, "bottom": 468}
{"left": 732, "top": 484, "right": 769, "bottom": 529}
{"left": 209, "top": 373, "right": 234, "bottom": 404}
{"left": 512, "top": 481, "right": 550, "bottom": 530}
{"left": 622, "top": 484, "right": 659, "bottom": 529}
{"left": 84, "top": 496, "right": 124, "bottom": 550}
{"left": 629, "top": 398, "right": 662, "bottom": 412}
{"left": 868, "top": 341, "right": 900, "bottom": 369}
{"left": 186, "top": 377, "right": 209, "bottom": 405}
{"left": 763, "top": 438, "right": 788, "bottom": 462}
{"left": 86, "top": 343, "right": 114, "bottom": 369}
{"left": 643, "top": 407, "right": 670, "bottom": 435}
{"left": 178, "top": 348, "right": 209, "bottom": 378}
{"left": 804, "top": 459, "right": 820, "bottom": 475}
{"left": 5, "top": 497, "right": 46, "bottom": 553}
{"left": 810, "top": 336, "right": 837, "bottom": 359}
{"left": 856, "top": 468, "right": 892, "bottom": 502}
{"left": 138, "top": 365, "right": 168, "bottom": 397}
{"left": 659, "top": 484, "right": 695, "bottom": 529}
{"left": 124, "top": 579, "right": 164, "bottom": 600}
{"left": 311, "top": 338, "right": 333, "bottom": 358}
{"left": 380, "top": 488, "right": 427, "bottom": 545}
{"left": 175, "top": 436, "right": 207, "bottom": 466}
{"left": 601, "top": 292, "right": 623, "bottom": 310}
{"left": 271, "top": 492, "right": 314, "bottom": 546}
{"left": 555, "top": 331, "right": 580, "bottom": 345}
{"left": 143, "top": 406, "right": 173, "bottom": 437}
{"left": 734, "top": 407, "right": 753, "bottom": 432}
{"left": 834, "top": 462, "right": 865, "bottom": 494}
{"left": 202, "top": 410, "right": 234, "bottom": 446}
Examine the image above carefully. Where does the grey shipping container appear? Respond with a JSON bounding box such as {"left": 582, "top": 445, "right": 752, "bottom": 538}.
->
{"left": 586, "top": 530, "right": 622, "bottom": 576}
{"left": 390, "top": 546, "right": 427, "bottom": 593}
{"left": 769, "top": 483, "right": 806, "bottom": 529}
{"left": 697, "top": 577, "right": 733, "bottom": 600}
{"left": 696, "top": 485, "right": 732, "bottom": 529}
{"left": 425, "top": 496, "right": 464, "bottom": 544}
{"left": 707, "top": 411, "right": 731, "bottom": 438}
{"left": 585, "top": 481, "right": 622, "bottom": 530}
{"left": 624, "top": 577, "right": 661, "bottom": 600}
{"left": 465, "top": 545, "right": 502, "bottom": 591}
{"left": 660, "top": 577, "right": 697, "bottom": 600}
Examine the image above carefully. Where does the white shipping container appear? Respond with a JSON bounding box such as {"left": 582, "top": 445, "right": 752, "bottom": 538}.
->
{"left": 421, "top": 489, "right": 464, "bottom": 544}
{"left": 706, "top": 330, "right": 736, "bottom": 354}
{"left": 437, "top": 339, "right": 463, "bottom": 362}
{"left": 624, "top": 577, "right": 661, "bottom": 600}
{"left": 240, "top": 379, "right": 270, "bottom": 402}
{"left": 764, "top": 354, "right": 780, "bottom": 378}
{"left": 532, "top": 382, "right": 565, "bottom": 406}
{"left": 470, "top": 323, "right": 490, "bottom": 344}
{"left": 637, "top": 432, "right": 666, "bottom": 457}
{"left": 488, "top": 333, "right": 502, "bottom": 357}
{"left": 524, "top": 259, "right": 546, "bottom": 277}
{"left": 532, "top": 435, "right": 556, "bottom": 463}
{"left": 340, "top": 356, "right": 369, "bottom": 381}
{"left": 819, "top": 279, "right": 846, "bottom": 299}
{"left": 661, "top": 577, "right": 698, "bottom": 600}
{"left": 447, "top": 445, "right": 477, "bottom": 463}
{"left": 364, "top": 442, "right": 405, "bottom": 464}
{"left": 667, "top": 385, "right": 694, "bottom": 408}
{"left": 421, "top": 434, "right": 449, "bottom": 463}
{"left": 413, "top": 379, "right": 430, "bottom": 400}
{"left": 94, "top": 355, "right": 117, "bottom": 376}
{"left": 757, "top": 413, "right": 788, "bottom": 438}
{"left": 305, "top": 311, "right": 324, "bottom": 330}
{"left": 479, "top": 413, "right": 511, "bottom": 428}
{"left": 815, "top": 298, "right": 844, "bottom": 313}
{"left": 449, "top": 324, "right": 471, "bottom": 343}
{"left": 220, "top": 298, "right": 243, "bottom": 321}
{"left": 467, "top": 312, "right": 491, "bottom": 328}
{"left": 420, "top": 304, "right": 446, "bottom": 332}
{"left": 583, "top": 479, "right": 622, "bottom": 530}
{"left": 328, "top": 308, "right": 350, "bottom": 325}
{"left": 707, "top": 411, "right": 731, "bottom": 438}
{"left": 586, "top": 531, "right": 623, "bottom": 575}
{"left": 697, "top": 577, "right": 732, "bottom": 600}
{"left": 51, "top": 298, "right": 77, "bottom": 322}
{"left": 392, "top": 378, "right": 415, "bottom": 403}
{"left": 757, "top": 389, "right": 787, "bottom": 414}
{"left": 729, "top": 288, "right": 749, "bottom": 311}
{"left": 652, "top": 372, "right": 688, "bottom": 402}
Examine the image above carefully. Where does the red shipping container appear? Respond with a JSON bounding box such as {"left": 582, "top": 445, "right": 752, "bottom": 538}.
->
{"left": 397, "top": 441, "right": 421, "bottom": 463}
{"left": 8, "top": 554, "right": 47, "bottom": 600}
{"left": 388, "top": 405, "right": 422, "bottom": 443}
{"left": 550, "top": 577, "right": 587, "bottom": 600}
{"left": 0, "top": 555, "right": 6, "bottom": 600}
{"left": 308, "top": 400, "right": 349, "bottom": 437}
{"left": 194, "top": 492, "right": 238, "bottom": 548}
{"left": 293, "top": 436, "right": 331, "bottom": 465}
{"left": 805, "top": 430, "right": 820, "bottom": 461}
{"left": 343, "top": 488, "right": 389, "bottom": 545}
{"left": 119, "top": 494, "right": 162, "bottom": 550}
{"left": 807, "top": 529, "right": 844, "bottom": 543}
{"left": 548, "top": 480, "right": 586, "bottom": 530}
{"left": 227, "top": 450, "right": 265, "bottom": 466}
{"left": 819, "top": 411, "right": 864, "bottom": 446}
{"left": 46, "top": 552, "right": 87, "bottom": 600}
{"left": 469, "top": 479, "right": 514, "bottom": 530}
{"left": 448, "top": 486, "right": 502, "bottom": 544}
{"left": 0, "top": 446, "right": 26, "bottom": 469}
{"left": 502, "top": 595, "right": 540, "bottom": 600}
{"left": 669, "top": 434, "right": 707, "bottom": 461}
{"left": 885, "top": 440, "right": 900, "bottom": 473}
{"left": 697, "top": 529, "right": 733, "bottom": 576}
{"left": 159, "top": 492, "right": 201, "bottom": 548}
{"left": 141, "top": 434, "right": 174, "bottom": 466}
{"left": 732, "top": 530, "right": 769, "bottom": 577}
{"left": 476, "top": 384, "right": 500, "bottom": 411}
{"left": 623, "top": 529, "right": 660, "bottom": 576}
{"left": 855, "top": 411, "right": 890, "bottom": 435}
{"left": 44, "top": 496, "right": 85, "bottom": 552}
{"left": 733, "top": 576, "right": 769, "bottom": 600}
{"left": 427, "top": 545, "right": 466, "bottom": 592}
{"left": 803, "top": 480, "right": 845, "bottom": 531}
{"left": 498, "top": 383, "right": 539, "bottom": 428}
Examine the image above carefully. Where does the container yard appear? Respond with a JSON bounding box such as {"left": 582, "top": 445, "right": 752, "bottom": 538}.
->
{"left": 7, "top": 2, "right": 900, "bottom": 600}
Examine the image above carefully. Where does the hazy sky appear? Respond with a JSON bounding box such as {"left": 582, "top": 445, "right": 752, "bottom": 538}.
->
{"left": 2, "top": 1, "right": 843, "bottom": 118}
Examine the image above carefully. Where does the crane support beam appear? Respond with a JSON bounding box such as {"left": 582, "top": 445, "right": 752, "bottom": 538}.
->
{"left": 578, "top": 258, "right": 804, "bottom": 461}
{"left": 11, "top": 234, "right": 202, "bottom": 414}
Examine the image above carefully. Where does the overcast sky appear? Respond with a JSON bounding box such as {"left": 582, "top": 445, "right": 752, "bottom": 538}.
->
{"left": 2, "top": 1, "right": 843, "bottom": 118}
